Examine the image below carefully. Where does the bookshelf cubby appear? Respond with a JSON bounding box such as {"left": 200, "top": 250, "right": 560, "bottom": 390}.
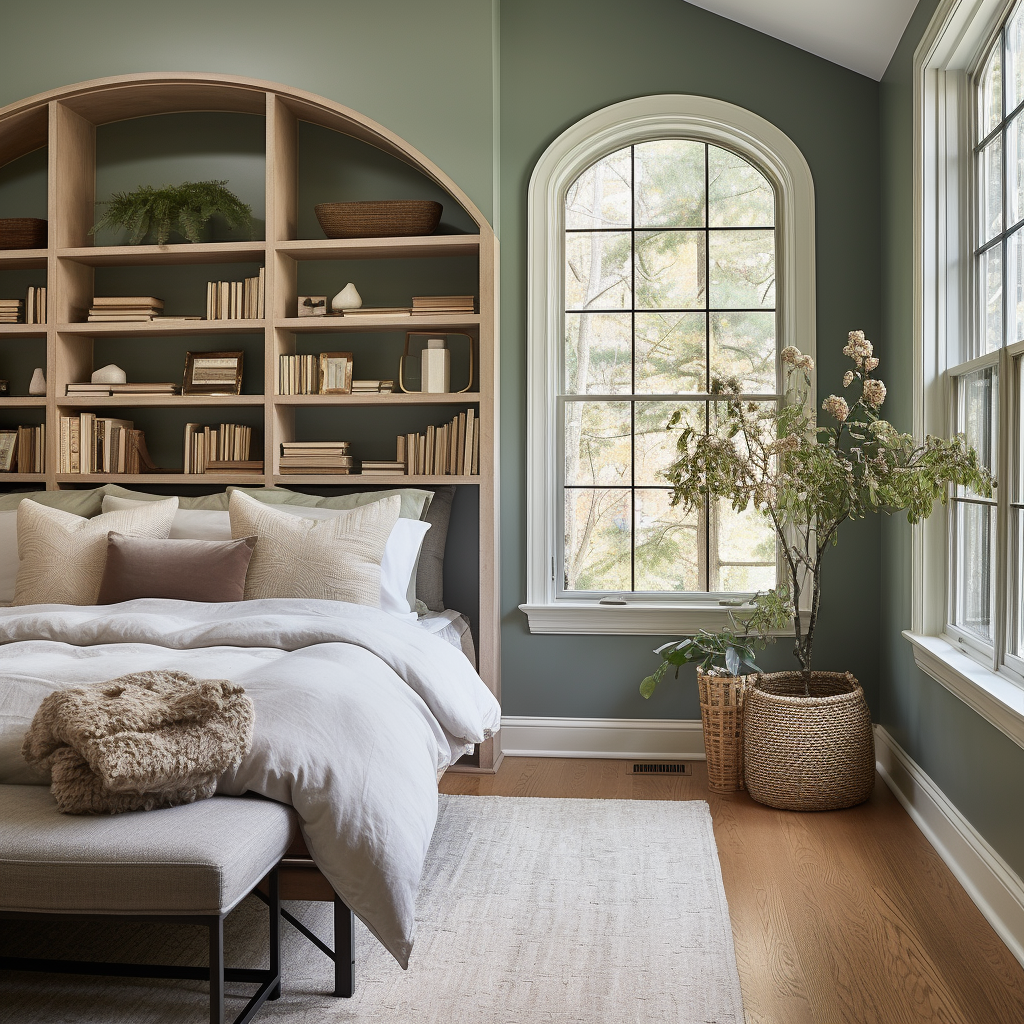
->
{"left": 0, "top": 73, "right": 500, "bottom": 770}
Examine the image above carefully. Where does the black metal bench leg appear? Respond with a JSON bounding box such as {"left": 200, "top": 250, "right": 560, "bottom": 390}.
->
{"left": 268, "top": 869, "right": 281, "bottom": 1000}
{"left": 209, "top": 915, "right": 225, "bottom": 1024}
{"left": 334, "top": 896, "right": 354, "bottom": 997}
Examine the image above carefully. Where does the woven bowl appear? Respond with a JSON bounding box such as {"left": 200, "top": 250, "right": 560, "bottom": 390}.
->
{"left": 314, "top": 200, "right": 442, "bottom": 239}
{"left": 0, "top": 218, "right": 47, "bottom": 250}
{"left": 743, "top": 671, "right": 874, "bottom": 811}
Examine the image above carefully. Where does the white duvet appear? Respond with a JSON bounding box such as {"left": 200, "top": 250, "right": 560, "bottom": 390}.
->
{"left": 0, "top": 598, "right": 501, "bottom": 968}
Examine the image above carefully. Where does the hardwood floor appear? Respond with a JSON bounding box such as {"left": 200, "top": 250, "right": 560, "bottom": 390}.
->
{"left": 440, "top": 757, "right": 1024, "bottom": 1024}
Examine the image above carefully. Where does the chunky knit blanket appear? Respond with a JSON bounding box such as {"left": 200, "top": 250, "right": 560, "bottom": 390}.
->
{"left": 21, "top": 670, "right": 254, "bottom": 814}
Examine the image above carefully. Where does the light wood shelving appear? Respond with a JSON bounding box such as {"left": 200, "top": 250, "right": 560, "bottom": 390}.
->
{"left": 0, "top": 73, "right": 500, "bottom": 769}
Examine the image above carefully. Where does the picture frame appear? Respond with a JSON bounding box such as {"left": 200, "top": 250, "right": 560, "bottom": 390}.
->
{"left": 183, "top": 351, "right": 244, "bottom": 395}
{"left": 0, "top": 429, "right": 17, "bottom": 472}
{"left": 298, "top": 295, "right": 327, "bottom": 317}
{"left": 319, "top": 352, "right": 353, "bottom": 395}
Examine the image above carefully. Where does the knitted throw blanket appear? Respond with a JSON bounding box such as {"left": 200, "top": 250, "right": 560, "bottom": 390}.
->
{"left": 22, "top": 670, "right": 254, "bottom": 814}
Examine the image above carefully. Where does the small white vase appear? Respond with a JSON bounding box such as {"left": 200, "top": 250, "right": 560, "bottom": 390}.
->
{"left": 28, "top": 367, "right": 46, "bottom": 395}
{"left": 91, "top": 363, "right": 127, "bottom": 384}
{"left": 331, "top": 283, "right": 362, "bottom": 312}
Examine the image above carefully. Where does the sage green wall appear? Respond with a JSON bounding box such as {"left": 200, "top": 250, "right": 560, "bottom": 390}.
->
{"left": 881, "top": 0, "right": 1024, "bottom": 876}
{"left": 498, "top": 0, "right": 882, "bottom": 719}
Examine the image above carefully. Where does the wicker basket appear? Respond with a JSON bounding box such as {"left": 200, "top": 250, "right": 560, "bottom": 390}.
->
{"left": 314, "top": 200, "right": 442, "bottom": 239}
{"left": 0, "top": 218, "right": 47, "bottom": 250}
{"left": 743, "top": 671, "right": 874, "bottom": 811}
{"left": 697, "top": 672, "right": 748, "bottom": 793}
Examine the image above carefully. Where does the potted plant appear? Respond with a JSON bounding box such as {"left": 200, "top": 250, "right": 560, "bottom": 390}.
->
{"left": 641, "top": 590, "right": 789, "bottom": 793}
{"left": 90, "top": 180, "right": 253, "bottom": 245}
{"left": 641, "top": 333, "right": 991, "bottom": 810}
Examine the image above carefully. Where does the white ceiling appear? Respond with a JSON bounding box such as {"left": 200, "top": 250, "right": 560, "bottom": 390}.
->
{"left": 685, "top": 0, "right": 920, "bottom": 80}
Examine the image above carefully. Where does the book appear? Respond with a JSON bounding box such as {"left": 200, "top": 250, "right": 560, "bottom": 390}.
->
{"left": 91, "top": 296, "right": 164, "bottom": 308}
{"left": 278, "top": 466, "right": 352, "bottom": 475}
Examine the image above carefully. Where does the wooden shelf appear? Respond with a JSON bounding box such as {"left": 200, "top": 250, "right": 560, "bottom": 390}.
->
{"left": 276, "top": 315, "right": 480, "bottom": 332}
{"left": 275, "top": 235, "right": 480, "bottom": 260}
{"left": 0, "top": 473, "right": 45, "bottom": 483}
{"left": 57, "top": 394, "right": 265, "bottom": 407}
{"left": 0, "top": 249, "right": 48, "bottom": 269}
{"left": 0, "top": 324, "right": 47, "bottom": 337}
{"left": 59, "top": 319, "right": 265, "bottom": 335}
{"left": 273, "top": 473, "right": 479, "bottom": 485}
{"left": 56, "top": 473, "right": 265, "bottom": 485}
{"left": 0, "top": 397, "right": 47, "bottom": 407}
{"left": 58, "top": 241, "right": 267, "bottom": 266}
{"left": 274, "top": 392, "right": 480, "bottom": 405}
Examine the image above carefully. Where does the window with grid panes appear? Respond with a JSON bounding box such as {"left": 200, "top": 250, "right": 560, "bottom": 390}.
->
{"left": 561, "top": 140, "right": 779, "bottom": 596}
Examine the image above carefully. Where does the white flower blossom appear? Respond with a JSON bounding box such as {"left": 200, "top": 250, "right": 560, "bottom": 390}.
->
{"left": 843, "top": 370, "right": 854, "bottom": 388}
{"left": 822, "top": 395, "right": 850, "bottom": 422}
{"left": 862, "top": 378, "right": 886, "bottom": 407}
{"left": 864, "top": 356, "right": 879, "bottom": 372}
{"left": 843, "top": 330, "right": 873, "bottom": 368}
{"left": 781, "top": 346, "right": 801, "bottom": 365}
{"left": 796, "top": 353, "right": 814, "bottom": 370}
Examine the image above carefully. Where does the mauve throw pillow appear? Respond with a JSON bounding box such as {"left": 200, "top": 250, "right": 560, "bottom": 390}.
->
{"left": 96, "top": 532, "right": 257, "bottom": 604}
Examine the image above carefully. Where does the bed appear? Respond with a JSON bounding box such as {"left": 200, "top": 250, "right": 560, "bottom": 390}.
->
{"left": 0, "top": 483, "right": 500, "bottom": 973}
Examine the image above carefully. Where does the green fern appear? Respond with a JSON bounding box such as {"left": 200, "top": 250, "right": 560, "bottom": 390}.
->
{"left": 90, "top": 180, "right": 254, "bottom": 245}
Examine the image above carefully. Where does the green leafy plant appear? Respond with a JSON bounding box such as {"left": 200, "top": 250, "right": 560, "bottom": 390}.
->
{"left": 641, "top": 332, "right": 992, "bottom": 697}
{"left": 90, "top": 180, "right": 253, "bottom": 245}
{"left": 640, "top": 588, "right": 790, "bottom": 698}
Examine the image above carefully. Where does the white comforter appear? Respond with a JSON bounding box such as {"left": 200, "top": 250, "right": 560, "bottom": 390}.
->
{"left": 0, "top": 598, "right": 501, "bottom": 968}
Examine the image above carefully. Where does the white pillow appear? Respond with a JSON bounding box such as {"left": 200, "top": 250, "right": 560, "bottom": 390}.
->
{"left": 102, "top": 496, "right": 233, "bottom": 541}
{"left": 13, "top": 497, "right": 178, "bottom": 606}
{"left": 102, "top": 496, "right": 429, "bottom": 619}
{"left": 228, "top": 490, "right": 400, "bottom": 607}
{"left": 0, "top": 510, "right": 18, "bottom": 604}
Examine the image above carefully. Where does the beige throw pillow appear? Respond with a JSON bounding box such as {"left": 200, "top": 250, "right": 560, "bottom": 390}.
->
{"left": 13, "top": 497, "right": 178, "bottom": 606}
{"left": 228, "top": 489, "right": 400, "bottom": 607}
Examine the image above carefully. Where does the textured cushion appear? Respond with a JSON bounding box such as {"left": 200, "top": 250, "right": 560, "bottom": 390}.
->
{"left": 103, "top": 496, "right": 234, "bottom": 541}
{"left": 418, "top": 486, "right": 455, "bottom": 611}
{"left": 229, "top": 489, "right": 401, "bottom": 606}
{"left": 315, "top": 488, "right": 433, "bottom": 522}
{"left": 0, "top": 785, "right": 296, "bottom": 915}
{"left": 99, "top": 484, "right": 230, "bottom": 511}
{"left": 13, "top": 499, "right": 178, "bottom": 606}
{"left": 96, "top": 533, "right": 257, "bottom": 604}
{"left": 0, "top": 487, "right": 107, "bottom": 516}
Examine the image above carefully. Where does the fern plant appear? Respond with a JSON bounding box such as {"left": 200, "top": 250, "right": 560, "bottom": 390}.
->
{"left": 90, "top": 180, "right": 253, "bottom": 245}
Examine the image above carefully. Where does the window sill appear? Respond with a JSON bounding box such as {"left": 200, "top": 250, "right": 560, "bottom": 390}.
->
{"left": 903, "top": 631, "right": 1024, "bottom": 750}
{"left": 519, "top": 601, "right": 779, "bottom": 636}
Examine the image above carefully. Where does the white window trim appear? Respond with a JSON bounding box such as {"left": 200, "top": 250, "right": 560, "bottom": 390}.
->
{"left": 520, "top": 94, "right": 816, "bottom": 635}
{"left": 912, "top": 0, "right": 1024, "bottom": 748}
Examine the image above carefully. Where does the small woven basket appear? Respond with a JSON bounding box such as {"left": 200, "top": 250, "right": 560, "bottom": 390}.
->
{"left": 743, "top": 671, "right": 874, "bottom": 811}
{"left": 697, "top": 672, "right": 748, "bottom": 793}
{"left": 0, "top": 218, "right": 47, "bottom": 249}
{"left": 314, "top": 200, "right": 442, "bottom": 239}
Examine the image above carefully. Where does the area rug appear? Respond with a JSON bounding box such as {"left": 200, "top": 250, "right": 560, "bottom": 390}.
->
{"left": 0, "top": 795, "right": 745, "bottom": 1023}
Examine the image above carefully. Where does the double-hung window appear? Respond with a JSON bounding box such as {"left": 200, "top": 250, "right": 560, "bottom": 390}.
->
{"left": 522, "top": 96, "right": 816, "bottom": 634}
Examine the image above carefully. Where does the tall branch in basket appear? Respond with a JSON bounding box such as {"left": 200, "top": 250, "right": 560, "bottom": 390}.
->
{"left": 653, "top": 332, "right": 991, "bottom": 693}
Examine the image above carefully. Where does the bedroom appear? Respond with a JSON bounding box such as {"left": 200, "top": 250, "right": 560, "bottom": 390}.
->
{"left": 0, "top": 1, "right": 1022, "bottom": 1022}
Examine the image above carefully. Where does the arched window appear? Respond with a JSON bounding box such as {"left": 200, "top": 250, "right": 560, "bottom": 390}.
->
{"left": 521, "top": 96, "right": 815, "bottom": 634}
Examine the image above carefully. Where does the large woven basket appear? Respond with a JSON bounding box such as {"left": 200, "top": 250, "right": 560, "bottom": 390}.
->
{"left": 743, "top": 671, "right": 874, "bottom": 811}
{"left": 697, "top": 673, "right": 748, "bottom": 793}
{"left": 314, "top": 200, "right": 442, "bottom": 239}
{"left": 0, "top": 218, "right": 46, "bottom": 249}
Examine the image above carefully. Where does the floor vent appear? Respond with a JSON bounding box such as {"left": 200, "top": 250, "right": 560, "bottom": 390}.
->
{"left": 631, "top": 762, "right": 692, "bottom": 775}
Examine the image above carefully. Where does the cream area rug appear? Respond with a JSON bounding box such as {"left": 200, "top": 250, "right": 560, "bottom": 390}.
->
{"left": 0, "top": 795, "right": 745, "bottom": 1023}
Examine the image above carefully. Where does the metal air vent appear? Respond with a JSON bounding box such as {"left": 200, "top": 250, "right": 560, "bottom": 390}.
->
{"left": 631, "top": 762, "right": 692, "bottom": 775}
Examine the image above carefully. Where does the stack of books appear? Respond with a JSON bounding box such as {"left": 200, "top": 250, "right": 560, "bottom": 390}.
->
{"left": 352, "top": 380, "right": 394, "bottom": 394}
{"left": 58, "top": 414, "right": 148, "bottom": 474}
{"left": 278, "top": 354, "right": 318, "bottom": 395}
{"left": 0, "top": 298, "right": 23, "bottom": 323}
{"left": 207, "top": 270, "right": 265, "bottom": 320}
{"left": 399, "top": 408, "right": 479, "bottom": 476}
{"left": 14, "top": 425, "right": 44, "bottom": 473}
{"left": 410, "top": 295, "right": 475, "bottom": 316}
{"left": 337, "top": 306, "right": 410, "bottom": 319}
{"left": 184, "top": 422, "right": 255, "bottom": 474}
{"left": 66, "top": 382, "right": 179, "bottom": 397}
{"left": 360, "top": 459, "right": 405, "bottom": 477}
{"left": 278, "top": 440, "right": 353, "bottom": 475}
{"left": 25, "top": 286, "right": 46, "bottom": 324}
{"left": 88, "top": 297, "right": 164, "bottom": 322}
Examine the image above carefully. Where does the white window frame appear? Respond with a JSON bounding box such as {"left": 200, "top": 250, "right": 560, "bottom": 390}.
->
{"left": 907, "top": 0, "right": 1024, "bottom": 749}
{"left": 520, "top": 95, "right": 816, "bottom": 635}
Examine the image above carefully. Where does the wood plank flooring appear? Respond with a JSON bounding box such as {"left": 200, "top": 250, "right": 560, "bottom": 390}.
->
{"left": 440, "top": 757, "right": 1024, "bottom": 1023}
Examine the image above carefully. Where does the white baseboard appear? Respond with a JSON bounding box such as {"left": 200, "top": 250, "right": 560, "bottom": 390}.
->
{"left": 875, "top": 725, "right": 1024, "bottom": 968}
{"left": 498, "top": 716, "right": 705, "bottom": 759}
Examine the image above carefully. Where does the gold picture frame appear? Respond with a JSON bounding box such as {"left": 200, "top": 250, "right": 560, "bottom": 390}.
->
{"left": 0, "top": 429, "right": 16, "bottom": 472}
{"left": 183, "top": 351, "right": 244, "bottom": 395}
{"left": 319, "top": 351, "right": 353, "bottom": 395}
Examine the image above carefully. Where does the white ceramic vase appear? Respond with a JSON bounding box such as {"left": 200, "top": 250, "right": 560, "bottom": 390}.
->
{"left": 331, "top": 283, "right": 362, "bottom": 312}
{"left": 28, "top": 367, "right": 46, "bottom": 395}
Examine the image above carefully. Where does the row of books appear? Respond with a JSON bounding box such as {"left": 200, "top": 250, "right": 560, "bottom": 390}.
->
{"left": 0, "top": 425, "right": 45, "bottom": 473}
{"left": 279, "top": 440, "right": 352, "bottom": 475}
{"left": 352, "top": 379, "right": 394, "bottom": 394}
{"left": 58, "top": 415, "right": 151, "bottom": 474}
{"left": 278, "top": 354, "right": 319, "bottom": 395}
{"left": 398, "top": 408, "right": 478, "bottom": 476}
{"left": 0, "top": 287, "right": 47, "bottom": 325}
{"left": 207, "top": 270, "right": 265, "bottom": 320}
{"left": 184, "top": 422, "right": 255, "bottom": 474}
{"left": 410, "top": 294, "right": 475, "bottom": 316}
{"left": 66, "top": 382, "right": 179, "bottom": 396}
{"left": 87, "top": 296, "right": 165, "bottom": 323}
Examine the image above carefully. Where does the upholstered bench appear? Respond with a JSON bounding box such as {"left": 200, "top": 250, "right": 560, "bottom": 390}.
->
{"left": 0, "top": 784, "right": 297, "bottom": 1024}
